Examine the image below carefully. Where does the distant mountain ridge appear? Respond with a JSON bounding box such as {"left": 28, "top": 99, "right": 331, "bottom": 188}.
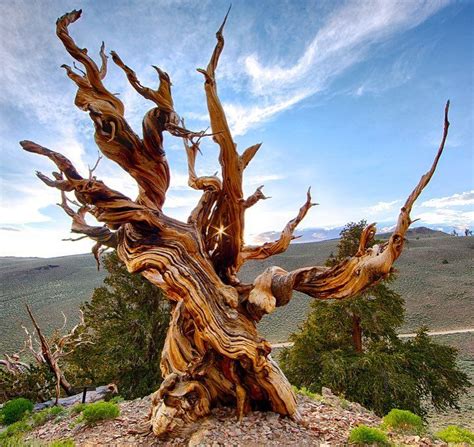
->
{"left": 253, "top": 225, "right": 448, "bottom": 245}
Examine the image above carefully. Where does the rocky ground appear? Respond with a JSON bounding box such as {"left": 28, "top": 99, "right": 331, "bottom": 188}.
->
{"left": 24, "top": 389, "right": 448, "bottom": 446}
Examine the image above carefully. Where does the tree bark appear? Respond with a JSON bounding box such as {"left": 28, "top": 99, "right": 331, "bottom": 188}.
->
{"left": 351, "top": 314, "right": 363, "bottom": 353}
{"left": 20, "top": 9, "right": 450, "bottom": 437}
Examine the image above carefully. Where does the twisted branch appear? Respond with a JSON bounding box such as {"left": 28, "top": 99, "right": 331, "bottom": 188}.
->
{"left": 250, "top": 101, "right": 451, "bottom": 313}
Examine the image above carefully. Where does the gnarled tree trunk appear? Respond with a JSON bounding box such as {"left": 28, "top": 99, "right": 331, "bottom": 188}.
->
{"left": 21, "top": 9, "right": 450, "bottom": 437}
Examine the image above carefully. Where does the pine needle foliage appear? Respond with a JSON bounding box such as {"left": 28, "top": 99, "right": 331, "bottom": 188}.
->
{"left": 280, "top": 221, "right": 470, "bottom": 417}
{"left": 64, "top": 252, "right": 170, "bottom": 399}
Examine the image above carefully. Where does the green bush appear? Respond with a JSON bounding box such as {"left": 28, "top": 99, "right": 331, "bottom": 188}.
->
{"left": 0, "top": 419, "right": 30, "bottom": 439}
{"left": 49, "top": 440, "right": 75, "bottom": 447}
{"left": 0, "top": 362, "right": 57, "bottom": 404}
{"left": 0, "top": 434, "right": 30, "bottom": 447}
{"left": 80, "top": 401, "right": 120, "bottom": 425}
{"left": 382, "top": 409, "right": 424, "bottom": 434}
{"left": 1, "top": 398, "right": 34, "bottom": 425}
{"left": 348, "top": 425, "right": 390, "bottom": 445}
{"left": 69, "top": 403, "right": 86, "bottom": 415}
{"left": 31, "top": 406, "right": 66, "bottom": 427}
{"left": 436, "top": 425, "right": 474, "bottom": 444}
{"left": 64, "top": 252, "right": 169, "bottom": 400}
{"left": 109, "top": 395, "right": 124, "bottom": 404}
{"left": 292, "top": 386, "right": 323, "bottom": 401}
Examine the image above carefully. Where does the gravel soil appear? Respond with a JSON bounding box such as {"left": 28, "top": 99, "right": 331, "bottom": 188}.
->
{"left": 24, "top": 390, "right": 448, "bottom": 446}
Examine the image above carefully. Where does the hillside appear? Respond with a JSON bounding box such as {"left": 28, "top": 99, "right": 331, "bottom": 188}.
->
{"left": 240, "top": 232, "right": 474, "bottom": 344}
{"left": 1, "top": 231, "right": 473, "bottom": 355}
{"left": 0, "top": 255, "right": 106, "bottom": 354}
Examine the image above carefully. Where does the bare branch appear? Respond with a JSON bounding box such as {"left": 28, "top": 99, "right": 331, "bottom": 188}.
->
{"left": 249, "top": 102, "right": 451, "bottom": 314}
{"left": 88, "top": 151, "right": 103, "bottom": 179}
{"left": 62, "top": 235, "right": 88, "bottom": 242}
{"left": 182, "top": 129, "right": 222, "bottom": 192}
{"left": 98, "top": 41, "right": 108, "bottom": 80}
{"left": 242, "top": 185, "right": 269, "bottom": 209}
{"left": 239, "top": 188, "right": 316, "bottom": 267}
{"left": 21, "top": 140, "right": 165, "bottom": 229}
{"left": 111, "top": 51, "right": 174, "bottom": 112}
{"left": 240, "top": 143, "right": 262, "bottom": 170}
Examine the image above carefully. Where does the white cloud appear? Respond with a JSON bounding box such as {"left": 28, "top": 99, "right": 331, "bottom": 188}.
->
{"left": 421, "top": 190, "right": 474, "bottom": 208}
{"left": 245, "top": 173, "right": 285, "bottom": 186}
{"left": 379, "top": 224, "right": 396, "bottom": 233}
{"left": 224, "top": 91, "right": 309, "bottom": 136}
{"left": 0, "top": 225, "right": 95, "bottom": 258}
{"left": 367, "top": 199, "right": 401, "bottom": 214}
{"left": 0, "top": 182, "right": 59, "bottom": 225}
{"left": 417, "top": 209, "right": 474, "bottom": 229}
{"left": 232, "top": 0, "right": 450, "bottom": 134}
{"left": 164, "top": 193, "right": 200, "bottom": 209}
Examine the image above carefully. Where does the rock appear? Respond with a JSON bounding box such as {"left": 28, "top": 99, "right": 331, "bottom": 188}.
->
{"left": 321, "top": 387, "right": 334, "bottom": 397}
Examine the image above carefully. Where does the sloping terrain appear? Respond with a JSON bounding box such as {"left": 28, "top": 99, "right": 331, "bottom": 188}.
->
{"left": 241, "top": 232, "right": 474, "bottom": 344}
{"left": 21, "top": 390, "right": 449, "bottom": 446}
{"left": 1, "top": 231, "right": 472, "bottom": 353}
{"left": 0, "top": 255, "right": 105, "bottom": 354}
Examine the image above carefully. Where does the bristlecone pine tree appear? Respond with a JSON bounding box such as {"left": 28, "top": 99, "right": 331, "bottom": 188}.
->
{"left": 21, "top": 9, "right": 451, "bottom": 437}
{"left": 280, "top": 221, "right": 470, "bottom": 417}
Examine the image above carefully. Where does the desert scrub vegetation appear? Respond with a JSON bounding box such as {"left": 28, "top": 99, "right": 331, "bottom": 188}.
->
{"left": 68, "top": 403, "right": 86, "bottom": 415}
{"left": 436, "top": 425, "right": 474, "bottom": 444}
{"left": 31, "top": 406, "right": 66, "bottom": 427}
{"left": 348, "top": 425, "right": 390, "bottom": 446}
{"left": 1, "top": 398, "right": 34, "bottom": 425}
{"left": 48, "top": 440, "right": 75, "bottom": 447}
{"left": 292, "top": 385, "right": 323, "bottom": 401}
{"left": 0, "top": 405, "right": 67, "bottom": 444}
{"left": 382, "top": 409, "right": 424, "bottom": 434}
{"left": 108, "top": 395, "right": 124, "bottom": 404}
{"left": 0, "top": 434, "right": 74, "bottom": 447}
{"left": 0, "top": 419, "right": 31, "bottom": 440}
{"left": 76, "top": 401, "right": 120, "bottom": 425}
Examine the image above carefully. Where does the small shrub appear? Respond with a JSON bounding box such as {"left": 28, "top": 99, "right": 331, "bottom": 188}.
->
{"left": 0, "top": 434, "right": 30, "bottom": 447}
{"left": 436, "top": 425, "right": 474, "bottom": 444}
{"left": 292, "top": 386, "right": 323, "bottom": 401}
{"left": 109, "top": 395, "right": 124, "bottom": 404}
{"left": 80, "top": 401, "right": 120, "bottom": 425}
{"left": 0, "top": 419, "right": 30, "bottom": 439}
{"left": 32, "top": 406, "right": 66, "bottom": 427}
{"left": 69, "top": 403, "right": 86, "bottom": 415}
{"left": 49, "top": 406, "right": 66, "bottom": 417}
{"left": 382, "top": 409, "right": 424, "bottom": 434}
{"left": 348, "top": 425, "right": 390, "bottom": 445}
{"left": 441, "top": 259, "right": 449, "bottom": 264}
{"left": 1, "top": 398, "right": 34, "bottom": 425}
{"left": 49, "top": 439, "right": 75, "bottom": 447}
{"left": 339, "top": 397, "right": 351, "bottom": 410}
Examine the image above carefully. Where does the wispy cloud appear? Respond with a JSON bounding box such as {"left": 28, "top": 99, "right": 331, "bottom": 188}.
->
{"left": 0, "top": 5, "right": 89, "bottom": 171}
{"left": 231, "top": 0, "right": 450, "bottom": 134}
{"left": 421, "top": 190, "right": 474, "bottom": 208}
{"left": 367, "top": 199, "right": 401, "bottom": 214}
{"left": 0, "top": 226, "right": 20, "bottom": 232}
{"left": 416, "top": 209, "right": 473, "bottom": 229}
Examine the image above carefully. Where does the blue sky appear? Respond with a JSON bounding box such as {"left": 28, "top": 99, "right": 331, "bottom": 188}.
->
{"left": 0, "top": 0, "right": 472, "bottom": 257}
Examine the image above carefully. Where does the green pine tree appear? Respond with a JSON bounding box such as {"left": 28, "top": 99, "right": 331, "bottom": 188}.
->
{"left": 64, "top": 251, "right": 170, "bottom": 399}
{"left": 280, "top": 221, "right": 470, "bottom": 417}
